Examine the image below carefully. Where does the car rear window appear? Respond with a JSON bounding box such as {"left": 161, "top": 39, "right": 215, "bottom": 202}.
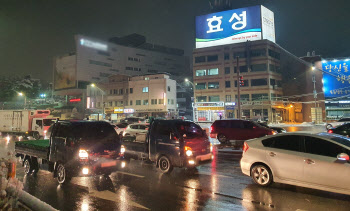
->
{"left": 176, "top": 122, "right": 205, "bottom": 138}
{"left": 73, "top": 123, "right": 118, "bottom": 142}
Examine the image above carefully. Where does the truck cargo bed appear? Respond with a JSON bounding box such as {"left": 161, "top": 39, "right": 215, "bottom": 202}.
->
{"left": 15, "top": 139, "right": 50, "bottom": 159}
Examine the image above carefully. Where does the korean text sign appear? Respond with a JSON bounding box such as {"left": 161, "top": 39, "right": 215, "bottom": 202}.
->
{"left": 195, "top": 5, "right": 275, "bottom": 48}
{"left": 322, "top": 59, "right": 350, "bottom": 98}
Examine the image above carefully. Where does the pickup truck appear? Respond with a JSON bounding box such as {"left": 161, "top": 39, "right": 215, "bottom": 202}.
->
{"left": 15, "top": 120, "right": 126, "bottom": 184}
{"left": 122, "top": 120, "right": 213, "bottom": 173}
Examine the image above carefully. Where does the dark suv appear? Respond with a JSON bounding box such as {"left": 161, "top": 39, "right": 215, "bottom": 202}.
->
{"left": 210, "top": 119, "right": 274, "bottom": 148}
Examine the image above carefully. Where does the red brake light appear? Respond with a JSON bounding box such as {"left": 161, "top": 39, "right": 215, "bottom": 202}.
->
{"left": 210, "top": 126, "right": 213, "bottom": 133}
{"left": 243, "top": 142, "right": 249, "bottom": 153}
{"left": 328, "top": 129, "right": 333, "bottom": 133}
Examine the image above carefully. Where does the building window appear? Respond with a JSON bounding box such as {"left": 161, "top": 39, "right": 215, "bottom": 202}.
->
{"left": 234, "top": 66, "right": 248, "bottom": 73}
{"left": 224, "top": 67, "right": 230, "bottom": 74}
{"left": 130, "top": 100, "right": 133, "bottom": 105}
{"left": 97, "top": 51, "right": 110, "bottom": 56}
{"left": 234, "top": 80, "right": 249, "bottom": 87}
{"left": 224, "top": 53, "right": 230, "bottom": 60}
{"left": 130, "top": 88, "right": 133, "bottom": 93}
{"left": 168, "top": 86, "right": 170, "bottom": 91}
{"left": 270, "top": 79, "right": 276, "bottom": 86}
{"left": 250, "top": 49, "right": 266, "bottom": 57}
{"left": 125, "top": 66, "right": 133, "bottom": 70}
{"left": 125, "top": 101, "right": 128, "bottom": 106}
{"left": 196, "top": 96, "right": 207, "bottom": 102}
{"left": 171, "top": 99, "right": 174, "bottom": 104}
{"left": 159, "top": 99, "right": 164, "bottom": 104}
{"left": 168, "top": 99, "right": 170, "bottom": 104}
{"left": 89, "top": 60, "right": 112, "bottom": 67}
{"left": 151, "top": 99, "right": 157, "bottom": 105}
{"left": 195, "top": 82, "right": 206, "bottom": 90}
{"left": 196, "top": 69, "right": 206, "bottom": 76}
{"left": 251, "top": 78, "right": 268, "bottom": 86}
{"left": 268, "top": 49, "right": 280, "bottom": 60}
{"left": 145, "top": 77, "right": 149, "bottom": 80}
{"left": 142, "top": 87, "right": 148, "bottom": 92}
{"left": 233, "top": 51, "right": 246, "bottom": 58}
{"left": 109, "top": 102, "right": 112, "bottom": 106}
{"left": 113, "top": 89, "right": 117, "bottom": 94}
{"left": 208, "top": 68, "right": 219, "bottom": 75}
{"left": 109, "top": 90, "right": 113, "bottom": 95}
{"left": 114, "top": 101, "right": 118, "bottom": 106}
{"left": 236, "top": 94, "right": 250, "bottom": 101}
{"left": 195, "top": 56, "right": 206, "bottom": 63}
{"left": 207, "top": 55, "right": 218, "bottom": 62}
{"left": 225, "top": 81, "right": 231, "bottom": 88}
{"left": 119, "top": 89, "right": 123, "bottom": 94}
{"left": 225, "top": 95, "right": 231, "bottom": 102}
{"left": 252, "top": 93, "right": 269, "bottom": 101}
{"left": 242, "top": 110, "right": 251, "bottom": 118}
{"left": 208, "top": 82, "right": 219, "bottom": 89}
{"left": 209, "top": 96, "right": 220, "bottom": 102}
{"left": 119, "top": 101, "right": 124, "bottom": 106}
{"left": 136, "top": 100, "right": 141, "bottom": 105}
{"left": 277, "top": 80, "right": 282, "bottom": 87}
{"left": 143, "top": 100, "right": 149, "bottom": 105}
{"left": 251, "top": 64, "right": 267, "bottom": 72}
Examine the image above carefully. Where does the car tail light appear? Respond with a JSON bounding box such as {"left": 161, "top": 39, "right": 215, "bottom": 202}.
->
{"left": 328, "top": 129, "right": 333, "bottom": 133}
{"left": 185, "top": 146, "right": 193, "bottom": 156}
{"left": 243, "top": 142, "right": 249, "bottom": 153}
{"left": 210, "top": 126, "right": 213, "bottom": 133}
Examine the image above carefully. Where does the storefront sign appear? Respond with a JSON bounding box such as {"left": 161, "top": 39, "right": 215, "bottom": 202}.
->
{"left": 197, "top": 107, "right": 225, "bottom": 111}
{"left": 322, "top": 59, "right": 350, "bottom": 98}
{"left": 195, "top": 102, "right": 224, "bottom": 107}
{"left": 135, "top": 109, "right": 164, "bottom": 112}
{"left": 114, "top": 107, "right": 124, "bottom": 113}
{"left": 124, "top": 108, "right": 134, "bottom": 113}
{"left": 104, "top": 107, "right": 114, "bottom": 113}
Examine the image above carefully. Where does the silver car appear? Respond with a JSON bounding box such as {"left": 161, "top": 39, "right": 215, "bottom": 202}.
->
{"left": 240, "top": 133, "right": 350, "bottom": 195}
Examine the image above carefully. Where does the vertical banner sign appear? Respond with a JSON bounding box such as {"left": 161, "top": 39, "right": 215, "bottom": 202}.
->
{"left": 195, "top": 5, "right": 275, "bottom": 48}
{"left": 322, "top": 59, "right": 350, "bottom": 98}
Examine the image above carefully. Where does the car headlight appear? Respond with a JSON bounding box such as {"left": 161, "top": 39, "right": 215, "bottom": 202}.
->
{"left": 79, "top": 149, "right": 88, "bottom": 160}
{"left": 185, "top": 146, "right": 193, "bottom": 156}
{"left": 120, "top": 145, "right": 125, "bottom": 154}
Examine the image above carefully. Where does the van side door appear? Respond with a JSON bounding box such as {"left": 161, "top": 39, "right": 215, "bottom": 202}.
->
{"left": 50, "top": 123, "right": 71, "bottom": 163}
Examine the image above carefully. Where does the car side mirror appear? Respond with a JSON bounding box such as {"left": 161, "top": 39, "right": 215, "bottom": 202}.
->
{"left": 337, "top": 153, "right": 349, "bottom": 162}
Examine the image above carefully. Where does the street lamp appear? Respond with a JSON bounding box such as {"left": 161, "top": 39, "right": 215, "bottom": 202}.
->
{"left": 18, "top": 92, "right": 26, "bottom": 108}
{"left": 90, "top": 83, "right": 105, "bottom": 120}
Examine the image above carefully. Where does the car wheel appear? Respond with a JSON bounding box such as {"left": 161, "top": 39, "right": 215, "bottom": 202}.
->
{"left": 158, "top": 156, "right": 173, "bottom": 174}
{"left": 251, "top": 164, "right": 273, "bottom": 186}
{"left": 23, "top": 158, "right": 33, "bottom": 175}
{"left": 217, "top": 134, "right": 227, "bottom": 143}
{"left": 326, "top": 124, "right": 333, "bottom": 130}
{"left": 33, "top": 132, "right": 40, "bottom": 140}
{"left": 56, "top": 164, "right": 71, "bottom": 184}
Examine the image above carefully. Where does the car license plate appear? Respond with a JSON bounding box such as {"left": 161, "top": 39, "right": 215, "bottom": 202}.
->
{"left": 101, "top": 161, "right": 117, "bottom": 168}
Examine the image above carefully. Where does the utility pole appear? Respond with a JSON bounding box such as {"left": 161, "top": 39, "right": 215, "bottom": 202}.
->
{"left": 236, "top": 56, "right": 241, "bottom": 119}
{"left": 312, "top": 73, "right": 317, "bottom": 123}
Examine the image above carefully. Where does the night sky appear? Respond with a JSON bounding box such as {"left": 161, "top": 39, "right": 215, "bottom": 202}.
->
{"left": 1, "top": 0, "right": 350, "bottom": 82}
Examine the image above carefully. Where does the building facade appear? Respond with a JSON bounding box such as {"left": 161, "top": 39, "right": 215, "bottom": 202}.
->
{"left": 54, "top": 34, "right": 189, "bottom": 117}
{"left": 86, "top": 74, "right": 177, "bottom": 121}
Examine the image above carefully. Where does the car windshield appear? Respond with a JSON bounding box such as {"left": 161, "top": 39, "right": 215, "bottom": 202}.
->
{"left": 176, "top": 122, "right": 205, "bottom": 138}
{"left": 318, "top": 133, "right": 350, "bottom": 148}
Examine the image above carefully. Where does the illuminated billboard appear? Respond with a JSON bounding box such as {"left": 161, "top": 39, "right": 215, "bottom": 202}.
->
{"left": 54, "top": 55, "right": 77, "bottom": 90}
{"left": 322, "top": 59, "right": 350, "bottom": 98}
{"left": 195, "top": 5, "right": 275, "bottom": 48}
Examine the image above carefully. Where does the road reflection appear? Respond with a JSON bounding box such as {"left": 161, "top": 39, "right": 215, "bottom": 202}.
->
{"left": 242, "top": 184, "right": 350, "bottom": 211}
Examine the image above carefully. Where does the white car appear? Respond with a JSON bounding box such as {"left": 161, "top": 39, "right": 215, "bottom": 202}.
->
{"left": 112, "top": 123, "right": 129, "bottom": 135}
{"left": 240, "top": 133, "right": 350, "bottom": 195}
{"left": 326, "top": 118, "right": 350, "bottom": 129}
{"left": 123, "top": 123, "right": 149, "bottom": 142}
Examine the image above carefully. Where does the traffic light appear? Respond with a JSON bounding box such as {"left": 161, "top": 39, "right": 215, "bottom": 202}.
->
{"left": 239, "top": 76, "right": 244, "bottom": 86}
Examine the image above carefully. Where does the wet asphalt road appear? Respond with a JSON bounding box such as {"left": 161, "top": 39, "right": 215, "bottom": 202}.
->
{"left": 3, "top": 125, "right": 350, "bottom": 211}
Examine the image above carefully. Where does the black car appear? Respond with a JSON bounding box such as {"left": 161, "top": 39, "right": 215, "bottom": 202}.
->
{"left": 256, "top": 122, "right": 287, "bottom": 133}
{"left": 328, "top": 123, "right": 350, "bottom": 137}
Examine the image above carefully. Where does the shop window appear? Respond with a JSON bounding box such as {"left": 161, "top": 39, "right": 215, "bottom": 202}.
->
{"left": 208, "top": 82, "right": 219, "bottom": 89}
{"left": 208, "top": 68, "right": 219, "bottom": 75}
{"left": 242, "top": 110, "right": 251, "bottom": 118}
{"left": 209, "top": 96, "right": 220, "bottom": 102}
{"left": 196, "top": 69, "right": 206, "bottom": 76}
{"left": 196, "top": 96, "right": 207, "bottom": 102}
{"left": 251, "top": 78, "right": 268, "bottom": 86}
{"left": 195, "top": 82, "right": 206, "bottom": 90}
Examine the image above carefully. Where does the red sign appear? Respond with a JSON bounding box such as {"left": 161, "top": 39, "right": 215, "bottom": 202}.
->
{"left": 198, "top": 117, "right": 206, "bottom": 121}
{"left": 69, "top": 98, "right": 81, "bottom": 102}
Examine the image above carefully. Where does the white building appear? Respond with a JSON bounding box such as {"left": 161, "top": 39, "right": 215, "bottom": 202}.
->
{"left": 54, "top": 34, "right": 189, "bottom": 116}
{"left": 86, "top": 74, "right": 177, "bottom": 120}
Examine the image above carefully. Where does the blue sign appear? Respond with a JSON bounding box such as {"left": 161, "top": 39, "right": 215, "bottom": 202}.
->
{"left": 322, "top": 59, "right": 350, "bottom": 98}
{"left": 196, "top": 5, "right": 263, "bottom": 48}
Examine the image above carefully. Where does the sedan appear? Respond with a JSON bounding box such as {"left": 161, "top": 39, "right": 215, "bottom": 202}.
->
{"left": 326, "top": 117, "right": 350, "bottom": 130}
{"left": 328, "top": 123, "right": 350, "bottom": 137}
{"left": 240, "top": 133, "right": 350, "bottom": 195}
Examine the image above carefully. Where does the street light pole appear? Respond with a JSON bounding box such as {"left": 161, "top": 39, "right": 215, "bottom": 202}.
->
{"left": 312, "top": 66, "right": 318, "bottom": 123}
{"left": 236, "top": 56, "right": 241, "bottom": 119}
{"left": 185, "top": 79, "right": 196, "bottom": 121}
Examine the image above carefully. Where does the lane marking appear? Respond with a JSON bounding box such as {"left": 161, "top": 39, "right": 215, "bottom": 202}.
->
{"left": 115, "top": 171, "right": 145, "bottom": 178}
